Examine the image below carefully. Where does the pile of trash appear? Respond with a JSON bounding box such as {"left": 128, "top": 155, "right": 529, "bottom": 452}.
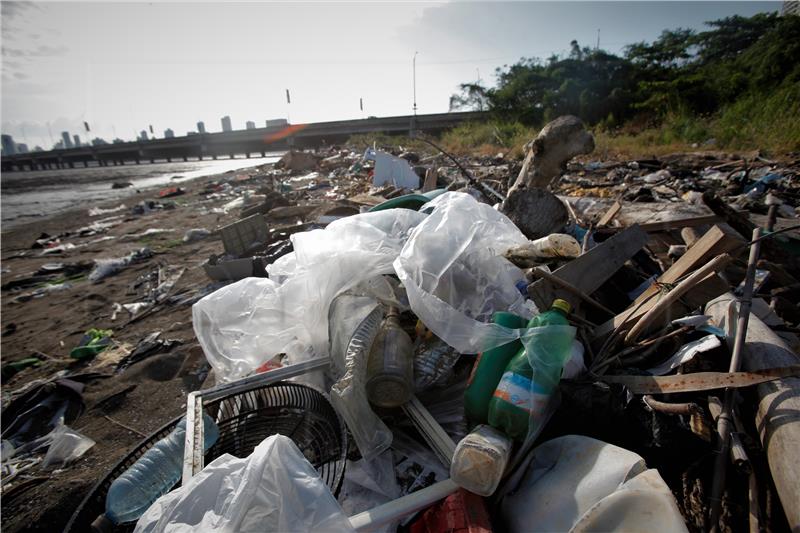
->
{"left": 5, "top": 115, "right": 800, "bottom": 533}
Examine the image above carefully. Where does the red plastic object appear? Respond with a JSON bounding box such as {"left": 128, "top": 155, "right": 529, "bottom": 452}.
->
{"left": 409, "top": 488, "right": 492, "bottom": 533}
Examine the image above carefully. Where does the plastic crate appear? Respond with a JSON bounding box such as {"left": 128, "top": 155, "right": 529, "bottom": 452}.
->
{"left": 219, "top": 213, "right": 267, "bottom": 257}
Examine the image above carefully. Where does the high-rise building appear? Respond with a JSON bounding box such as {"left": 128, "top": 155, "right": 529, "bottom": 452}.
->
{"left": 73, "top": 134, "right": 81, "bottom": 147}
{"left": 782, "top": 1, "right": 800, "bottom": 16}
{"left": 91, "top": 138, "right": 108, "bottom": 146}
{"left": 197, "top": 121, "right": 206, "bottom": 134}
{"left": 246, "top": 121, "right": 256, "bottom": 130}
{"left": 140, "top": 130, "right": 149, "bottom": 141}
{"left": 164, "top": 128, "right": 175, "bottom": 138}
{"left": 61, "top": 131, "right": 73, "bottom": 149}
{"left": 221, "top": 116, "right": 232, "bottom": 132}
{"left": 1, "top": 134, "right": 16, "bottom": 156}
{"left": 16, "top": 143, "right": 29, "bottom": 153}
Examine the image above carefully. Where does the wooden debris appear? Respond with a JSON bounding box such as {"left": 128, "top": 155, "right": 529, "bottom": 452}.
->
{"left": 528, "top": 224, "right": 648, "bottom": 312}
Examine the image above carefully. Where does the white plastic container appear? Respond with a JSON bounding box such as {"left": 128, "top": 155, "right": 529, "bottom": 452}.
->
{"left": 450, "top": 424, "right": 513, "bottom": 496}
{"left": 528, "top": 234, "right": 581, "bottom": 259}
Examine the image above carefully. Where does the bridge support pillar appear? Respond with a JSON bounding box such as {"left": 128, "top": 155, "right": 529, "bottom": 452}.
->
{"left": 150, "top": 158, "right": 154, "bottom": 164}
{"left": 229, "top": 154, "right": 234, "bottom": 159}
{"left": 68, "top": 161, "right": 74, "bottom": 168}
{"left": 212, "top": 154, "right": 217, "bottom": 160}
{"left": 167, "top": 157, "right": 171, "bottom": 162}
{"left": 183, "top": 155, "right": 188, "bottom": 162}
{"left": 136, "top": 159, "right": 140, "bottom": 164}
{"left": 261, "top": 151, "right": 265, "bottom": 158}
{"left": 83, "top": 161, "right": 89, "bottom": 168}
{"left": 246, "top": 152, "right": 250, "bottom": 158}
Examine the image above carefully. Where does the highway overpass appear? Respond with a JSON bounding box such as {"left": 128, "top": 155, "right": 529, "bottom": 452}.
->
{"left": 1, "top": 111, "right": 488, "bottom": 172}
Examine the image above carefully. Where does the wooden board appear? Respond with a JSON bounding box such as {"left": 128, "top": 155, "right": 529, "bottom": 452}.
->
{"left": 597, "top": 200, "right": 622, "bottom": 227}
{"left": 634, "top": 223, "right": 745, "bottom": 306}
{"left": 528, "top": 224, "right": 648, "bottom": 312}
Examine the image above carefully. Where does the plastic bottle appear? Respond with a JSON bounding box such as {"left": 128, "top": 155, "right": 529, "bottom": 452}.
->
{"left": 450, "top": 424, "right": 513, "bottom": 496}
{"left": 366, "top": 307, "right": 414, "bottom": 408}
{"left": 488, "top": 299, "right": 572, "bottom": 441}
{"left": 463, "top": 312, "right": 526, "bottom": 425}
{"left": 96, "top": 413, "right": 219, "bottom": 528}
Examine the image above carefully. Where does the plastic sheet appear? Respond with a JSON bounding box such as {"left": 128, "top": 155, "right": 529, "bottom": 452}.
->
{"left": 193, "top": 209, "right": 427, "bottom": 381}
{"left": 500, "top": 435, "right": 687, "bottom": 533}
{"left": 329, "top": 295, "right": 393, "bottom": 461}
{"left": 42, "top": 425, "right": 95, "bottom": 469}
{"left": 394, "top": 193, "right": 536, "bottom": 354}
{"left": 134, "top": 435, "right": 354, "bottom": 533}
{"left": 338, "top": 450, "right": 399, "bottom": 533}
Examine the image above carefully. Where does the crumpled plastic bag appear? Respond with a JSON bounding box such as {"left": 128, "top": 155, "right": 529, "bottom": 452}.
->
{"left": 500, "top": 435, "right": 687, "bottom": 533}
{"left": 134, "top": 435, "right": 354, "bottom": 533}
{"left": 193, "top": 209, "right": 426, "bottom": 382}
{"left": 41, "top": 425, "right": 95, "bottom": 469}
{"left": 329, "top": 295, "right": 392, "bottom": 461}
{"left": 394, "top": 192, "right": 535, "bottom": 353}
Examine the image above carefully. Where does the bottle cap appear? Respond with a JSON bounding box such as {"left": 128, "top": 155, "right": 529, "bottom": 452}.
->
{"left": 552, "top": 299, "right": 571, "bottom": 314}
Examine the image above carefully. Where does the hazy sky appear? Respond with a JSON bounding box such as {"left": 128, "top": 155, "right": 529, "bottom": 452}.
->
{"left": 1, "top": 1, "right": 779, "bottom": 149}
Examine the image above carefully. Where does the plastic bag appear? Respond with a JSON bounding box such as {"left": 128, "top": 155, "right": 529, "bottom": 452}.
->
{"left": 193, "top": 209, "right": 427, "bottom": 381}
{"left": 329, "top": 295, "right": 393, "bottom": 461}
{"left": 338, "top": 450, "right": 399, "bottom": 533}
{"left": 394, "top": 192, "right": 535, "bottom": 354}
{"left": 134, "top": 435, "right": 354, "bottom": 533}
{"left": 42, "top": 425, "right": 95, "bottom": 469}
{"left": 500, "top": 435, "right": 687, "bottom": 533}
{"left": 520, "top": 324, "right": 576, "bottom": 446}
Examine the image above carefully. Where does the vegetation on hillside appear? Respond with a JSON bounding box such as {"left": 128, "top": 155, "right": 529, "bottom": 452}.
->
{"left": 447, "top": 12, "right": 800, "bottom": 155}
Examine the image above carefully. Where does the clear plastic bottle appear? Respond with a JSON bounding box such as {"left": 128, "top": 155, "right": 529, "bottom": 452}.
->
{"left": 366, "top": 307, "right": 414, "bottom": 408}
{"left": 97, "top": 413, "right": 219, "bottom": 527}
{"left": 488, "top": 299, "right": 572, "bottom": 441}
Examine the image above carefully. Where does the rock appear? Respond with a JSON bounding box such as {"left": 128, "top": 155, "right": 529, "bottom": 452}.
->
{"left": 502, "top": 187, "right": 569, "bottom": 240}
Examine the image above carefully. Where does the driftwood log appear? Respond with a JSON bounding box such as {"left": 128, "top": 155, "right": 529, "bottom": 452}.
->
{"left": 501, "top": 116, "right": 594, "bottom": 239}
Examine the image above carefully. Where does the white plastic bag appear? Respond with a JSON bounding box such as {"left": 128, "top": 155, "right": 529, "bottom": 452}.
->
{"left": 500, "top": 435, "right": 687, "bottom": 533}
{"left": 134, "top": 435, "right": 354, "bottom": 533}
{"left": 394, "top": 192, "right": 535, "bottom": 353}
{"left": 193, "top": 209, "right": 426, "bottom": 382}
{"left": 42, "top": 425, "right": 95, "bottom": 469}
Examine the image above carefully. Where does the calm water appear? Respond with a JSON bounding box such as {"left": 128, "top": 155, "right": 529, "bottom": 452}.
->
{"left": 1, "top": 154, "right": 283, "bottom": 228}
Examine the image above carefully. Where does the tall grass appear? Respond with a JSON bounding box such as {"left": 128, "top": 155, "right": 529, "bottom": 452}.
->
{"left": 347, "top": 86, "right": 798, "bottom": 160}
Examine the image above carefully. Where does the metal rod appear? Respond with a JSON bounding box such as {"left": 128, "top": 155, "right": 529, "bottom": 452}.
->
{"left": 709, "top": 228, "right": 762, "bottom": 531}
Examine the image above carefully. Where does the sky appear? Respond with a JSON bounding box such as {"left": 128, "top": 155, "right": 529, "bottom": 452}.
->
{"left": 1, "top": 0, "right": 781, "bottom": 150}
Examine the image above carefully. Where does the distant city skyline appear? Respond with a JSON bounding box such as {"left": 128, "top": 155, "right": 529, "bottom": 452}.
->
{"left": 1, "top": 113, "right": 301, "bottom": 154}
{"left": 1, "top": 1, "right": 781, "bottom": 149}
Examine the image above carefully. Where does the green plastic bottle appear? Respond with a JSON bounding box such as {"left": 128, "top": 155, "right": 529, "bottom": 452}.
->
{"left": 488, "top": 299, "right": 573, "bottom": 441}
{"left": 464, "top": 312, "right": 527, "bottom": 425}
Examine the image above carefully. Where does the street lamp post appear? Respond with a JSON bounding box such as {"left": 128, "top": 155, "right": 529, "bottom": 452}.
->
{"left": 412, "top": 51, "right": 418, "bottom": 116}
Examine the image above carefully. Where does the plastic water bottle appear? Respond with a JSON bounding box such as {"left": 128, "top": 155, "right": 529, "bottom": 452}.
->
{"left": 97, "top": 413, "right": 219, "bottom": 527}
{"left": 488, "top": 299, "right": 572, "bottom": 441}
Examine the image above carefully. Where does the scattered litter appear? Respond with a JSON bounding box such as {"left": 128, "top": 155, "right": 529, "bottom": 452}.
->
{"left": 88, "top": 204, "right": 126, "bottom": 217}
{"left": 88, "top": 247, "right": 153, "bottom": 282}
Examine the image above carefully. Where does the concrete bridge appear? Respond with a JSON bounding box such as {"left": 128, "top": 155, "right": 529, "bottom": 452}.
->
{"left": 1, "top": 111, "right": 488, "bottom": 172}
